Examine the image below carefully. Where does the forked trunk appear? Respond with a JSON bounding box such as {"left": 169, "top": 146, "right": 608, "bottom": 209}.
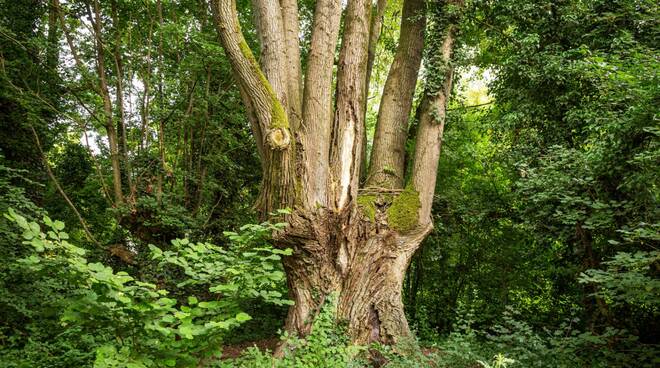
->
{"left": 210, "top": 0, "right": 462, "bottom": 347}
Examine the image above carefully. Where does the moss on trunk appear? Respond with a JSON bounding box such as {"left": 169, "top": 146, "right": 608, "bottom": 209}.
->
{"left": 386, "top": 186, "right": 421, "bottom": 232}
{"left": 357, "top": 194, "right": 377, "bottom": 221}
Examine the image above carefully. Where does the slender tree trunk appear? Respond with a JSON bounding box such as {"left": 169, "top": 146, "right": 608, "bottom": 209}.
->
{"left": 90, "top": 0, "right": 124, "bottom": 205}
{"left": 156, "top": 0, "right": 166, "bottom": 206}
{"left": 46, "top": 0, "right": 59, "bottom": 71}
{"left": 139, "top": 10, "right": 154, "bottom": 153}
{"left": 193, "top": 72, "right": 211, "bottom": 214}
{"left": 111, "top": 0, "right": 136, "bottom": 204}
{"left": 366, "top": 0, "right": 388, "bottom": 90}
{"left": 57, "top": 0, "right": 125, "bottom": 205}
{"left": 30, "top": 126, "right": 101, "bottom": 248}
{"left": 578, "top": 223, "right": 612, "bottom": 329}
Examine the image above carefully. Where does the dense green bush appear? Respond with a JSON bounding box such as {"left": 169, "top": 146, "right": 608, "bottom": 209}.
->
{"left": 1, "top": 207, "right": 290, "bottom": 367}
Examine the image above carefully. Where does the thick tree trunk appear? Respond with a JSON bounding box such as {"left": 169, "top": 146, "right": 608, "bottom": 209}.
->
{"left": 279, "top": 208, "right": 431, "bottom": 344}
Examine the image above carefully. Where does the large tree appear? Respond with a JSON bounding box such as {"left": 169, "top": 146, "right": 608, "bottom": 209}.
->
{"left": 210, "top": 0, "right": 462, "bottom": 344}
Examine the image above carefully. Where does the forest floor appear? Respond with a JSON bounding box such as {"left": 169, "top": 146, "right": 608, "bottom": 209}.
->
{"left": 219, "top": 338, "right": 462, "bottom": 367}
{"left": 220, "top": 338, "right": 279, "bottom": 359}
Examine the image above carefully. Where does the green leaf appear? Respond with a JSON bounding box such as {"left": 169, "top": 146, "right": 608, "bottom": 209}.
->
{"left": 161, "top": 315, "right": 176, "bottom": 323}
{"left": 148, "top": 244, "right": 163, "bottom": 260}
{"left": 178, "top": 324, "right": 197, "bottom": 339}
{"left": 53, "top": 220, "right": 65, "bottom": 231}
{"left": 272, "top": 248, "right": 293, "bottom": 256}
{"left": 235, "top": 312, "right": 251, "bottom": 322}
{"left": 210, "top": 284, "right": 239, "bottom": 293}
{"left": 30, "top": 238, "right": 45, "bottom": 252}
{"left": 29, "top": 222, "right": 40, "bottom": 233}
{"left": 22, "top": 230, "right": 34, "bottom": 240}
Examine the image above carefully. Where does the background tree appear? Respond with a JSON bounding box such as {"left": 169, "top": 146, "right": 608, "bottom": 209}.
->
{"left": 404, "top": 0, "right": 659, "bottom": 363}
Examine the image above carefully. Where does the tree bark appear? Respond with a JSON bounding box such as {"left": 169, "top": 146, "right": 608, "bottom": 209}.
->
{"left": 299, "top": 0, "right": 342, "bottom": 209}
{"left": 411, "top": 29, "right": 456, "bottom": 224}
{"left": 280, "top": 210, "right": 432, "bottom": 344}
{"left": 330, "top": 0, "right": 371, "bottom": 211}
{"left": 280, "top": 0, "right": 302, "bottom": 129}
{"left": 368, "top": 0, "right": 426, "bottom": 189}
{"left": 251, "top": 0, "right": 288, "bottom": 107}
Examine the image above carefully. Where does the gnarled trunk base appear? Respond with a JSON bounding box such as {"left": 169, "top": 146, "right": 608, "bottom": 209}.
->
{"left": 278, "top": 207, "right": 431, "bottom": 345}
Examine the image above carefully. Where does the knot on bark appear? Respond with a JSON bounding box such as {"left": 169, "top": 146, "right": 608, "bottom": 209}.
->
{"left": 267, "top": 127, "right": 291, "bottom": 149}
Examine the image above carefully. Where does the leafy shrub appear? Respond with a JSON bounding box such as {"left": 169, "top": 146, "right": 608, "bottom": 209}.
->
{"left": 0, "top": 164, "right": 101, "bottom": 368}
{"left": 579, "top": 250, "right": 660, "bottom": 308}
{"left": 477, "top": 353, "right": 516, "bottom": 368}
{"left": 430, "top": 305, "right": 659, "bottom": 368}
{"left": 214, "top": 294, "right": 367, "bottom": 368}
{"left": 403, "top": 304, "right": 658, "bottom": 368}
{"left": 2, "top": 208, "right": 290, "bottom": 367}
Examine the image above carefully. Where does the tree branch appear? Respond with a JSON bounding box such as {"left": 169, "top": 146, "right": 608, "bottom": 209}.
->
{"left": 330, "top": 0, "right": 371, "bottom": 210}
{"left": 30, "top": 125, "right": 103, "bottom": 249}
{"left": 210, "top": 0, "right": 290, "bottom": 151}
{"left": 298, "top": 0, "right": 343, "bottom": 209}
{"left": 411, "top": 2, "right": 462, "bottom": 224}
{"left": 368, "top": 0, "right": 426, "bottom": 189}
